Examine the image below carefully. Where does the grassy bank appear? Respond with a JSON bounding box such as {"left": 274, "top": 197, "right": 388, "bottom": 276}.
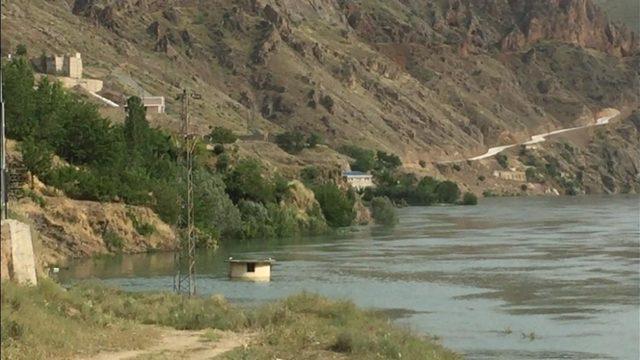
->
{"left": 1, "top": 280, "right": 459, "bottom": 360}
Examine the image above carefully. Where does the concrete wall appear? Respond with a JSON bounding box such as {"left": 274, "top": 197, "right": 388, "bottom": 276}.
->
{"left": 58, "top": 77, "right": 103, "bottom": 93}
{"left": 1, "top": 220, "right": 38, "bottom": 285}
{"left": 345, "top": 176, "right": 374, "bottom": 190}
{"left": 65, "top": 53, "right": 82, "bottom": 79}
{"left": 229, "top": 262, "right": 271, "bottom": 282}
{"left": 493, "top": 170, "right": 526, "bottom": 182}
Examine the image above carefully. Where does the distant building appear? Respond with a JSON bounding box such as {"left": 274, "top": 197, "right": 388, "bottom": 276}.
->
{"left": 343, "top": 171, "right": 374, "bottom": 190}
{"left": 493, "top": 170, "right": 526, "bottom": 182}
{"left": 228, "top": 258, "right": 274, "bottom": 282}
{"left": 142, "top": 96, "right": 165, "bottom": 113}
{"left": 45, "top": 52, "right": 83, "bottom": 79}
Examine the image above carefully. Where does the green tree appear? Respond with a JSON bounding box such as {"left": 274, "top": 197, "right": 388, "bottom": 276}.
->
{"left": 371, "top": 196, "right": 397, "bottom": 226}
{"left": 461, "top": 192, "right": 478, "bottom": 205}
{"left": 275, "top": 131, "right": 307, "bottom": 154}
{"left": 224, "top": 159, "right": 275, "bottom": 204}
{"left": 307, "top": 133, "right": 323, "bottom": 148}
{"left": 313, "top": 183, "right": 355, "bottom": 227}
{"left": 3, "top": 58, "right": 36, "bottom": 139}
{"left": 15, "top": 44, "right": 27, "bottom": 57}
{"left": 339, "top": 145, "right": 376, "bottom": 172}
{"left": 376, "top": 151, "right": 402, "bottom": 170}
{"left": 435, "top": 180, "right": 460, "bottom": 203}
{"left": 20, "top": 137, "right": 53, "bottom": 188}
{"left": 193, "top": 169, "right": 242, "bottom": 238}
{"left": 124, "top": 96, "right": 150, "bottom": 155}
{"left": 208, "top": 126, "right": 237, "bottom": 144}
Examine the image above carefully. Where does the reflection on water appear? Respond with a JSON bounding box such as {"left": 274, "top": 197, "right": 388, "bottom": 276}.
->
{"left": 60, "top": 195, "right": 640, "bottom": 359}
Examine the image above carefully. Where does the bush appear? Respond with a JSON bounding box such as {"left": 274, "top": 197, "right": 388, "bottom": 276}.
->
{"left": 461, "top": 192, "right": 478, "bottom": 205}
{"left": 103, "top": 231, "right": 124, "bottom": 252}
{"left": 370, "top": 196, "right": 397, "bottom": 225}
{"left": 208, "top": 126, "right": 237, "bottom": 144}
{"left": 435, "top": 180, "right": 460, "bottom": 203}
{"left": 452, "top": 164, "right": 461, "bottom": 171}
{"left": 307, "top": 132, "right": 323, "bottom": 148}
{"left": 478, "top": 175, "right": 486, "bottom": 182}
{"left": 496, "top": 153, "right": 508, "bottom": 169}
{"left": 224, "top": 159, "right": 275, "bottom": 204}
{"left": 331, "top": 332, "right": 354, "bottom": 353}
{"left": 313, "top": 183, "right": 355, "bottom": 228}
{"left": 338, "top": 145, "right": 376, "bottom": 172}
{"left": 419, "top": 160, "right": 427, "bottom": 168}
{"left": 213, "top": 144, "right": 225, "bottom": 155}
{"left": 275, "top": 131, "right": 307, "bottom": 154}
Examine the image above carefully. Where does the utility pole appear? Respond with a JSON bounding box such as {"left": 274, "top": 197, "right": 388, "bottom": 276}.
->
{"left": 1, "top": 65, "right": 7, "bottom": 220}
{"left": 173, "top": 88, "right": 201, "bottom": 296}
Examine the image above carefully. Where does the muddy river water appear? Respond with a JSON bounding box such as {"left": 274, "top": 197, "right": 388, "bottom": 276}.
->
{"left": 60, "top": 195, "right": 640, "bottom": 359}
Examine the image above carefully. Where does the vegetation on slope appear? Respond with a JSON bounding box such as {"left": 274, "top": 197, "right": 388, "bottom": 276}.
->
{"left": 1, "top": 280, "right": 459, "bottom": 360}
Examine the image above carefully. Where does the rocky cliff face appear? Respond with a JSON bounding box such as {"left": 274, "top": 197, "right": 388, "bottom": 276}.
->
{"left": 2, "top": 0, "right": 637, "bottom": 164}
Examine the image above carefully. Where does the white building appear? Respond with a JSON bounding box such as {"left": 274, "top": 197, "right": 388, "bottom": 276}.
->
{"left": 343, "top": 171, "right": 374, "bottom": 190}
{"left": 228, "top": 258, "right": 274, "bottom": 282}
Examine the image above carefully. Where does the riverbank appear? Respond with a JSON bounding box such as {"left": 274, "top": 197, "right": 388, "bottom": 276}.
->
{"left": 0, "top": 279, "right": 459, "bottom": 360}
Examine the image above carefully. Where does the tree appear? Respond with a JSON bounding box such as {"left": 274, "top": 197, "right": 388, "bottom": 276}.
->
{"left": 208, "top": 126, "right": 237, "bottom": 144}
{"left": 193, "top": 169, "right": 242, "bottom": 238}
{"left": 275, "top": 131, "right": 307, "bottom": 154}
{"left": 376, "top": 151, "right": 402, "bottom": 170}
{"left": 15, "top": 44, "right": 27, "bottom": 57}
{"left": 435, "top": 180, "right": 460, "bottom": 204}
{"left": 20, "top": 137, "right": 53, "bottom": 188}
{"left": 371, "top": 196, "right": 397, "bottom": 226}
{"left": 461, "top": 192, "right": 478, "bottom": 205}
{"left": 307, "top": 133, "right": 323, "bottom": 148}
{"left": 313, "top": 183, "right": 355, "bottom": 227}
{"left": 340, "top": 145, "right": 376, "bottom": 172}
{"left": 3, "top": 58, "right": 36, "bottom": 139}
{"left": 124, "top": 96, "right": 150, "bottom": 155}
{"left": 224, "top": 159, "right": 275, "bottom": 204}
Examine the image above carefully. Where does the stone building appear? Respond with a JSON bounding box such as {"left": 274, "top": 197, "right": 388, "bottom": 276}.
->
{"left": 45, "top": 52, "right": 83, "bottom": 79}
{"left": 493, "top": 170, "right": 526, "bottom": 182}
{"left": 343, "top": 171, "right": 374, "bottom": 190}
{"left": 142, "top": 96, "right": 165, "bottom": 113}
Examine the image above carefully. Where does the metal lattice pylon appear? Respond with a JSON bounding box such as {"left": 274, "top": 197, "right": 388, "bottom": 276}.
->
{"left": 173, "top": 88, "right": 199, "bottom": 296}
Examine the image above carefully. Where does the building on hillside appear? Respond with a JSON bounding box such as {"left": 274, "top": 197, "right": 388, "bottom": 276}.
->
{"left": 343, "top": 171, "right": 374, "bottom": 190}
{"left": 227, "top": 258, "right": 274, "bottom": 282}
{"left": 142, "top": 96, "right": 165, "bottom": 113}
{"left": 493, "top": 169, "right": 526, "bottom": 182}
{"left": 45, "top": 52, "right": 83, "bottom": 79}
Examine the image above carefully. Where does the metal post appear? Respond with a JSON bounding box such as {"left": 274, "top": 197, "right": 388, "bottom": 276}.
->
{"left": 174, "top": 88, "right": 198, "bottom": 297}
{"left": 1, "top": 67, "right": 7, "bottom": 219}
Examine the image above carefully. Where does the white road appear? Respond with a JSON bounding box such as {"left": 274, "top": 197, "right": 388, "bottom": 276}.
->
{"left": 467, "top": 109, "right": 620, "bottom": 161}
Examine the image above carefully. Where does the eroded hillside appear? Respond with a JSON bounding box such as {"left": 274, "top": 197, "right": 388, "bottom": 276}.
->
{"left": 2, "top": 0, "right": 637, "bottom": 165}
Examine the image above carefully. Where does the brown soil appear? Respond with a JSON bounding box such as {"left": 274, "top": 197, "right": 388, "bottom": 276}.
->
{"left": 80, "top": 327, "right": 254, "bottom": 360}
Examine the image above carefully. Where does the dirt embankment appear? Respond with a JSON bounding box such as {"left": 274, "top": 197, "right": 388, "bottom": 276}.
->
{"left": 11, "top": 184, "right": 176, "bottom": 268}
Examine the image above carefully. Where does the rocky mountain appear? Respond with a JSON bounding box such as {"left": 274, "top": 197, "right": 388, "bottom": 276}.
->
{"left": 1, "top": 0, "right": 637, "bottom": 166}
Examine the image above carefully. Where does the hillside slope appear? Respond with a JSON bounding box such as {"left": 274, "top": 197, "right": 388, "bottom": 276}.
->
{"left": 2, "top": 0, "right": 637, "bottom": 165}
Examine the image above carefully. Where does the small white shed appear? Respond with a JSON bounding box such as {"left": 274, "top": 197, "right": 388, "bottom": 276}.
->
{"left": 227, "top": 258, "right": 274, "bottom": 282}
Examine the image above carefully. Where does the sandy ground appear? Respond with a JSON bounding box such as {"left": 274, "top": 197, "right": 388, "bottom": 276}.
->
{"left": 80, "top": 328, "right": 254, "bottom": 360}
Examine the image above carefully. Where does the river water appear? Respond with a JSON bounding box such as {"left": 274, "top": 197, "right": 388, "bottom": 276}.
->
{"left": 59, "top": 195, "right": 640, "bottom": 359}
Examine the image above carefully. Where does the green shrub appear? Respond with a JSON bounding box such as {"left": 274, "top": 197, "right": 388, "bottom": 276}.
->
{"left": 496, "top": 153, "right": 508, "bottom": 169}
{"left": 275, "top": 131, "right": 307, "bottom": 154}
{"left": 339, "top": 145, "right": 376, "bottom": 172}
{"left": 313, "top": 183, "right": 355, "bottom": 228}
{"left": 419, "top": 160, "right": 427, "bottom": 168}
{"left": 103, "top": 231, "right": 124, "bottom": 252}
{"left": 208, "top": 126, "right": 237, "bottom": 144}
{"left": 331, "top": 332, "right": 354, "bottom": 353}
{"left": 461, "top": 192, "right": 478, "bottom": 205}
{"left": 213, "top": 144, "right": 225, "bottom": 155}
{"left": 224, "top": 159, "right": 275, "bottom": 204}
{"left": 478, "top": 175, "right": 486, "bottom": 182}
{"left": 370, "top": 196, "right": 397, "bottom": 225}
{"left": 307, "top": 132, "right": 323, "bottom": 148}
{"left": 435, "top": 180, "right": 460, "bottom": 203}
{"left": 452, "top": 164, "right": 461, "bottom": 171}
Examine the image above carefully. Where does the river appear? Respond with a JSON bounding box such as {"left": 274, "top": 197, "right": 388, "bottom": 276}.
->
{"left": 59, "top": 195, "right": 640, "bottom": 359}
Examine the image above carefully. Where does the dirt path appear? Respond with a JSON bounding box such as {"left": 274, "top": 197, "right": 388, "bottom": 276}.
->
{"left": 80, "top": 328, "right": 254, "bottom": 360}
{"left": 465, "top": 108, "right": 621, "bottom": 161}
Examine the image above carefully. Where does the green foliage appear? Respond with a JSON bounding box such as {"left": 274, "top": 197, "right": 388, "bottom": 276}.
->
{"left": 375, "top": 151, "right": 402, "bottom": 170}
{"left": 313, "top": 183, "right": 355, "bottom": 227}
{"left": 496, "top": 153, "right": 508, "bottom": 169}
{"left": 216, "top": 153, "right": 230, "bottom": 173}
{"left": 208, "top": 126, "right": 237, "bottom": 144}
{"left": 461, "top": 192, "right": 478, "bottom": 205}
{"left": 2, "top": 58, "right": 36, "bottom": 139}
{"left": 20, "top": 137, "right": 53, "bottom": 187}
{"left": 213, "top": 144, "right": 225, "bottom": 155}
{"left": 339, "top": 145, "right": 376, "bottom": 172}
{"left": 15, "top": 44, "right": 27, "bottom": 56}
{"left": 126, "top": 209, "right": 156, "bottom": 236}
{"left": 307, "top": 132, "right": 323, "bottom": 148}
{"left": 193, "top": 169, "right": 242, "bottom": 238}
{"left": 370, "top": 196, "right": 397, "bottom": 226}
{"left": 300, "top": 165, "right": 321, "bottom": 185}
{"left": 435, "top": 181, "right": 460, "bottom": 203}
{"left": 103, "top": 231, "right": 124, "bottom": 252}
{"left": 419, "top": 160, "right": 427, "bottom": 168}
{"left": 274, "top": 131, "right": 322, "bottom": 154}
{"left": 224, "top": 159, "right": 275, "bottom": 204}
